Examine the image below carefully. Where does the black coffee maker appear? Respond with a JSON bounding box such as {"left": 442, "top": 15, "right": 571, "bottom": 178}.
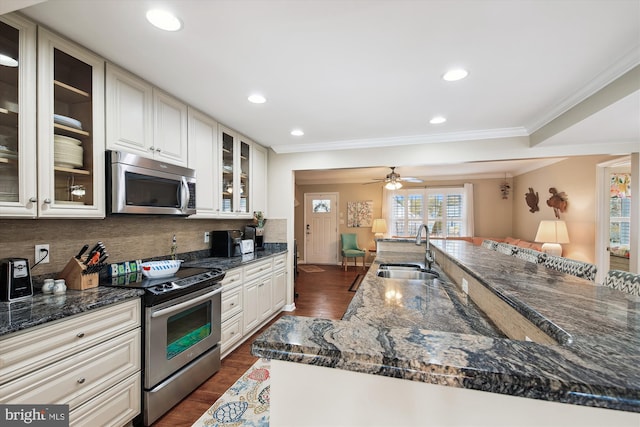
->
{"left": 244, "top": 225, "right": 265, "bottom": 251}
{"left": 211, "top": 230, "right": 242, "bottom": 257}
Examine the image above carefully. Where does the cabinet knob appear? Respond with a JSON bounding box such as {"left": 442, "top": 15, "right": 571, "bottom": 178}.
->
{"left": 76, "top": 332, "right": 85, "bottom": 338}
{"left": 77, "top": 378, "right": 86, "bottom": 384}
{"left": 149, "top": 146, "right": 155, "bottom": 151}
{"left": 43, "top": 198, "right": 51, "bottom": 204}
{"left": 29, "top": 197, "right": 37, "bottom": 203}
{"left": 156, "top": 148, "right": 161, "bottom": 152}
{"left": 230, "top": 302, "right": 235, "bottom": 306}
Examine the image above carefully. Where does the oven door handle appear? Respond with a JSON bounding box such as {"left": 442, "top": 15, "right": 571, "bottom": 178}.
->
{"left": 151, "top": 287, "right": 222, "bottom": 318}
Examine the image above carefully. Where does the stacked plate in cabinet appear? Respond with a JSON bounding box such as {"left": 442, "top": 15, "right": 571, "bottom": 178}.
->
{"left": 54, "top": 134, "right": 83, "bottom": 168}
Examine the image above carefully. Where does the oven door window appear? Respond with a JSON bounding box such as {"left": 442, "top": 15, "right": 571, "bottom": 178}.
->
{"left": 125, "top": 171, "right": 181, "bottom": 208}
{"left": 166, "top": 300, "right": 212, "bottom": 359}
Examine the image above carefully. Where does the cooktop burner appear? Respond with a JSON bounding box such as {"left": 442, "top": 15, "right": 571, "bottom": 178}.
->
{"left": 101, "top": 266, "right": 225, "bottom": 306}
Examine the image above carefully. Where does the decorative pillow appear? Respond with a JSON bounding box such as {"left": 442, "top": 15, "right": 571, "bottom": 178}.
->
{"left": 505, "top": 237, "right": 521, "bottom": 245}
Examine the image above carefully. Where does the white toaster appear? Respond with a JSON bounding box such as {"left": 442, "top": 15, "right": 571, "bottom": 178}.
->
{"left": 241, "top": 239, "right": 255, "bottom": 254}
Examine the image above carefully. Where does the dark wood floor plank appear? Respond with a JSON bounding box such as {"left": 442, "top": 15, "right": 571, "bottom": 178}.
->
{"left": 152, "top": 265, "right": 357, "bottom": 426}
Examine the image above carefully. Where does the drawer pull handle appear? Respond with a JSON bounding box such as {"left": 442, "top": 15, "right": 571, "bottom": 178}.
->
{"left": 77, "top": 378, "right": 86, "bottom": 384}
{"left": 76, "top": 332, "right": 85, "bottom": 338}
{"left": 230, "top": 302, "right": 235, "bottom": 306}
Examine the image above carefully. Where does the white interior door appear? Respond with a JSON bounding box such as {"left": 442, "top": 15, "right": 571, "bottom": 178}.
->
{"left": 304, "top": 193, "right": 338, "bottom": 265}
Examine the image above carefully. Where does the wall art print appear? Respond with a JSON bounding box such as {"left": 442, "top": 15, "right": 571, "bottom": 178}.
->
{"left": 347, "top": 200, "right": 373, "bottom": 227}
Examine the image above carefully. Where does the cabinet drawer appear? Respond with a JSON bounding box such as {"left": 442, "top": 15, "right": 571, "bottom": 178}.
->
{"left": 244, "top": 259, "right": 272, "bottom": 282}
{"left": 0, "top": 328, "right": 141, "bottom": 410}
{"left": 221, "top": 283, "right": 243, "bottom": 321}
{"left": 0, "top": 299, "right": 141, "bottom": 385}
{"left": 221, "top": 267, "right": 242, "bottom": 288}
{"left": 69, "top": 372, "right": 141, "bottom": 427}
{"left": 221, "top": 312, "right": 243, "bottom": 355}
{"left": 273, "top": 253, "right": 287, "bottom": 270}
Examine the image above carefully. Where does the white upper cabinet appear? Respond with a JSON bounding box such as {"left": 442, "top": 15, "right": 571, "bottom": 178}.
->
{"left": 36, "top": 27, "right": 105, "bottom": 218}
{"left": 0, "top": 14, "right": 37, "bottom": 217}
{"left": 153, "top": 89, "right": 188, "bottom": 166}
{"left": 218, "top": 126, "right": 253, "bottom": 218}
{"left": 105, "top": 63, "right": 153, "bottom": 157}
{"left": 187, "top": 107, "right": 219, "bottom": 217}
{"left": 106, "top": 64, "right": 188, "bottom": 167}
{"left": 251, "top": 142, "right": 267, "bottom": 216}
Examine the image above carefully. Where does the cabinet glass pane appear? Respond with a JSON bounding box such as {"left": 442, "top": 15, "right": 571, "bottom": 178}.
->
{"left": 240, "top": 140, "right": 249, "bottom": 213}
{"left": 52, "top": 48, "right": 93, "bottom": 205}
{"left": 221, "top": 131, "right": 234, "bottom": 212}
{"left": 0, "top": 21, "right": 19, "bottom": 203}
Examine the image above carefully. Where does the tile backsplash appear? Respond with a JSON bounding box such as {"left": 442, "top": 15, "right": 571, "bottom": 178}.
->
{"left": 0, "top": 217, "right": 254, "bottom": 275}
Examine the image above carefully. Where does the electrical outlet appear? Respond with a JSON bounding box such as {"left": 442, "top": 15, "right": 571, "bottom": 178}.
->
{"left": 461, "top": 277, "right": 469, "bottom": 295}
{"left": 204, "top": 232, "right": 210, "bottom": 243}
{"left": 35, "top": 244, "right": 50, "bottom": 264}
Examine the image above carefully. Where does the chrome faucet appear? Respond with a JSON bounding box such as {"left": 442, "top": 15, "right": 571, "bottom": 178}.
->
{"left": 416, "top": 224, "right": 435, "bottom": 270}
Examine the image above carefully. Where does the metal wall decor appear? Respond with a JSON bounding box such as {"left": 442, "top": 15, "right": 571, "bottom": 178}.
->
{"left": 547, "top": 187, "right": 568, "bottom": 219}
{"left": 525, "top": 188, "right": 539, "bottom": 213}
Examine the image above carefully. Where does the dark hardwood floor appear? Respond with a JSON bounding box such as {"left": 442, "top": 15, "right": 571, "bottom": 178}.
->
{"left": 152, "top": 264, "right": 360, "bottom": 426}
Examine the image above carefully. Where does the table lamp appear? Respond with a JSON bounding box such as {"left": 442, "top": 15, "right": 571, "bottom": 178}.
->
{"left": 371, "top": 219, "right": 388, "bottom": 240}
{"left": 534, "top": 220, "right": 569, "bottom": 256}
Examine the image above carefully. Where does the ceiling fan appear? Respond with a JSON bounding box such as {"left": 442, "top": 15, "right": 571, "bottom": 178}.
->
{"left": 366, "top": 167, "right": 423, "bottom": 189}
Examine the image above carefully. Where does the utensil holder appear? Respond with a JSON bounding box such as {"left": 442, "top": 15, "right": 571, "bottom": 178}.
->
{"left": 58, "top": 257, "right": 99, "bottom": 290}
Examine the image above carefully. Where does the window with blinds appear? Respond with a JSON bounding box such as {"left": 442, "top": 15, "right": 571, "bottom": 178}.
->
{"left": 388, "top": 187, "right": 466, "bottom": 238}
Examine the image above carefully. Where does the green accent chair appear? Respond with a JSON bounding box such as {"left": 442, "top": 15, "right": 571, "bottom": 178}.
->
{"left": 341, "top": 233, "right": 366, "bottom": 271}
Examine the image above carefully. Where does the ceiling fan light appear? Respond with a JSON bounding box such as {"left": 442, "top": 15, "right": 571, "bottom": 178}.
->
{"left": 385, "top": 181, "right": 402, "bottom": 190}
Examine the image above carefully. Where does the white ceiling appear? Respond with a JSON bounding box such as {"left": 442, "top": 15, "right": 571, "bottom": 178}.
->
{"left": 10, "top": 0, "right": 640, "bottom": 182}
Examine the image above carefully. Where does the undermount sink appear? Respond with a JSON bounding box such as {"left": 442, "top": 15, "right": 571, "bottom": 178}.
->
{"left": 377, "top": 263, "right": 423, "bottom": 271}
{"left": 377, "top": 270, "right": 439, "bottom": 280}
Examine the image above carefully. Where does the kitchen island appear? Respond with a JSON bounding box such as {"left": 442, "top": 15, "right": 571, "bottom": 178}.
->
{"left": 252, "top": 239, "right": 640, "bottom": 426}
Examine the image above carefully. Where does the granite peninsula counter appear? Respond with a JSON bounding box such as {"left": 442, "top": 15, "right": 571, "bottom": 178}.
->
{"left": 252, "top": 239, "right": 640, "bottom": 426}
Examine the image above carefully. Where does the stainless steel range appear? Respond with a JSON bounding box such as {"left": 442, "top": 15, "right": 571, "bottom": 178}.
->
{"left": 102, "top": 266, "right": 225, "bottom": 426}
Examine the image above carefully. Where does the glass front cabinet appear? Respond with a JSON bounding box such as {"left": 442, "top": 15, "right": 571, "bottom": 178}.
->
{"left": 0, "top": 14, "right": 37, "bottom": 217}
{"left": 219, "top": 125, "right": 252, "bottom": 218}
{"left": 36, "top": 27, "right": 105, "bottom": 218}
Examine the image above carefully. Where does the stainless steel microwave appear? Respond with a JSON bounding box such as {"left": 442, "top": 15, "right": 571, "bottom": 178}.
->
{"left": 106, "top": 151, "right": 196, "bottom": 216}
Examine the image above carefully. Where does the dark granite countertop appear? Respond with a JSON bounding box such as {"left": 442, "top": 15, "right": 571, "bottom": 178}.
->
{"left": 182, "top": 244, "right": 288, "bottom": 270}
{"left": 0, "top": 287, "right": 144, "bottom": 337}
{"left": 0, "top": 244, "right": 287, "bottom": 339}
{"left": 252, "top": 240, "right": 640, "bottom": 413}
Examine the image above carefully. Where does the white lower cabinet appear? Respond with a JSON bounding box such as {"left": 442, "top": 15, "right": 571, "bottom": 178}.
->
{"left": 221, "top": 253, "right": 288, "bottom": 358}
{"left": 0, "top": 299, "right": 142, "bottom": 427}
{"left": 221, "top": 312, "right": 244, "bottom": 356}
{"left": 273, "top": 254, "right": 287, "bottom": 311}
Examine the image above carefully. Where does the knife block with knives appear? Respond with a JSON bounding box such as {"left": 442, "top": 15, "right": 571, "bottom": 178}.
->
{"left": 58, "top": 242, "right": 109, "bottom": 290}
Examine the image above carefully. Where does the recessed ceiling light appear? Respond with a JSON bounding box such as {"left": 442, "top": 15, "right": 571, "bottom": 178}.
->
{"left": 248, "top": 94, "right": 266, "bottom": 104}
{"left": 291, "top": 129, "right": 304, "bottom": 136}
{"left": 430, "top": 116, "right": 447, "bottom": 124}
{"left": 0, "top": 54, "right": 18, "bottom": 67}
{"left": 442, "top": 68, "right": 468, "bottom": 82}
{"left": 146, "top": 9, "right": 182, "bottom": 31}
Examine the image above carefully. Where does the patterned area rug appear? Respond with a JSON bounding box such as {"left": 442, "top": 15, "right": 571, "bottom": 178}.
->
{"left": 298, "top": 265, "right": 325, "bottom": 273}
{"left": 192, "top": 359, "right": 270, "bottom": 427}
